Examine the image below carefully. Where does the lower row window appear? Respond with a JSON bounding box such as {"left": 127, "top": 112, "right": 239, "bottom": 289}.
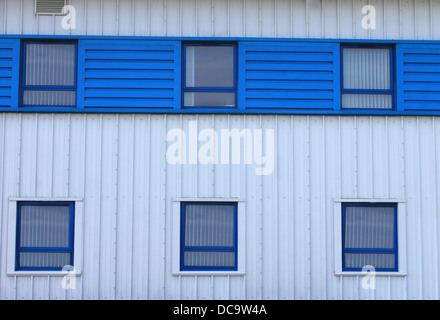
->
{"left": 180, "top": 202, "right": 238, "bottom": 271}
{"left": 12, "top": 200, "right": 400, "bottom": 274}
{"left": 342, "top": 202, "right": 398, "bottom": 272}
{"left": 15, "top": 201, "right": 75, "bottom": 271}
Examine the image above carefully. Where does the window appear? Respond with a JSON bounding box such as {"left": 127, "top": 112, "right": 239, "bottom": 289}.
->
{"left": 15, "top": 201, "right": 75, "bottom": 271}
{"left": 180, "top": 202, "right": 238, "bottom": 271}
{"left": 183, "top": 43, "right": 237, "bottom": 108}
{"left": 341, "top": 45, "right": 394, "bottom": 109}
{"left": 342, "top": 203, "right": 398, "bottom": 272}
{"left": 21, "top": 41, "right": 77, "bottom": 107}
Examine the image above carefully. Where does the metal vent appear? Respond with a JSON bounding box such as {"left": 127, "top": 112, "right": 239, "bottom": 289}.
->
{"left": 35, "top": 0, "right": 66, "bottom": 15}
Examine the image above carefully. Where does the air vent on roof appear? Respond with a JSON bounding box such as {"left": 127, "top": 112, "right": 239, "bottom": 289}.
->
{"left": 35, "top": 0, "right": 67, "bottom": 15}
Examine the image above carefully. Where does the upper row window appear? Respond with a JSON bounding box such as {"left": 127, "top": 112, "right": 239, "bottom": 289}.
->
{"left": 341, "top": 45, "right": 394, "bottom": 110}
{"left": 19, "top": 41, "right": 394, "bottom": 110}
{"left": 183, "top": 43, "right": 237, "bottom": 108}
{"left": 21, "top": 41, "right": 77, "bottom": 108}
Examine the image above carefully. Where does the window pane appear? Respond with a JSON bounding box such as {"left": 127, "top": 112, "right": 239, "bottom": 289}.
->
{"left": 184, "top": 204, "right": 235, "bottom": 247}
{"left": 25, "top": 43, "right": 76, "bottom": 86}
{"left": 186, "top": 46, "right": 234, "bottom": 88}
{"left": 20, "top": 205, "right": 71, "bottom": 248}
{"left": 184, "top": 251, "right": 235, "bottom": 267}
{"left": 19, "top": 252, "right": 71, "bottom": 268}
{"left": 23, "top": 90, "right": 76, "bottom": 106}
{"left": 343, "top": 48, "right": 391, "bottom": 90}
{"left": 344, "top": 206, "right": 395, "bottom": 249}
{"left": 344, "top": 253, "right": 396, "bottom": 270}
{"left": 342, "top": 93, "right": 392, "bottom": 109}
{"left": 184, "top": 92, "right": 235, "bottom": 107}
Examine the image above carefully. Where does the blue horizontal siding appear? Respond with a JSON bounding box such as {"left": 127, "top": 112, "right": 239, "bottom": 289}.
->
{"left": 1, "top": 36, "right": 440, "bottom": 115}
{"left": 239, "top": 42, "right": 340, "bottom": 111}
{"left": 0, "top": 39, "right": 19, "bottom": 108}
{"left": 397, "top": 44, "right": 440, "bottom": 111}
{"left": 78, "top": 40, "right": 181, "bottom": 110}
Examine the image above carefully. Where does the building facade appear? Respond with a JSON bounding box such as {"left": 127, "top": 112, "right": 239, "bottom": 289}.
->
{"left": 0, "top": 0, "right": 440, "bottom": 300}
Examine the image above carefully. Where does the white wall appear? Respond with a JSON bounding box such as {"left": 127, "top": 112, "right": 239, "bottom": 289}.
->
{"left": 0, "top": 113, "right": 439, "bottom": 299}
{"left": 1, "top": 0, "right": 440, "bottom": 300}
{"left": 0, "top": 0, "right": 439, "bottom": 40}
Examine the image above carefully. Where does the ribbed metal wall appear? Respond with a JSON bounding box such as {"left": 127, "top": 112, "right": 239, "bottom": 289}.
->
{"left": 0, "top": 113, "right": 440, "bottom": 299}
{"left": 0, "top": 0, "right": 439, "bottom": 301}
{"left": 0, "top": 0, "right": 439, "bottom": 40}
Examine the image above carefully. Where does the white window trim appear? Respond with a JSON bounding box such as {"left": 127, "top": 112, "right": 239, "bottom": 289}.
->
{"left": 172, "top": 198, "right": 246, "bottom": 276}
{"left": 7, "top": 197, "right": 83, "bottom": 277}
{"left": 334, "top": 198, "right": 407, "bottom": 276}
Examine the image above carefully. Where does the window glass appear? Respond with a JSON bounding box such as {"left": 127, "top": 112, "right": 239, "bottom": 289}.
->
{"left": 185, "top": 46, "right": 234, "bottom": 88}
{"left": 23, "top": 90, "right": 76, "bottom": 106}
{"left": 343, "top": 48, "right": 391, "bottom": 90}
{"left": 25, "top": 43, "right": 75, "bottom": 86}
{"left": 20, "top": 205, "right": 71, "bottom": 248}
{"left": 183, "top": 92, "right": 235, "bottom": 107}
{"left": 341, "top": 94, "right": 392, "bottom": 109}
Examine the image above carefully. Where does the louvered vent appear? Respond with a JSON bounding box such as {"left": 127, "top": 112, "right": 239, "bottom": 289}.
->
{"left": 35, "top": 0, "right": 66, "bottom": 14}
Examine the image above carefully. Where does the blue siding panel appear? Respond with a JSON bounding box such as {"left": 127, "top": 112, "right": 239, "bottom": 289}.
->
{"left": 79, "top": 40, "right": 181, "bottom": 110}
{"left": 239, "top": 42, "right": 340, "bottom": 111}
{"left": 0, "top": 39, "right": 20, "bottom": 109}
{"left": 397, "top": 44, "right": 440, "bottom": 111}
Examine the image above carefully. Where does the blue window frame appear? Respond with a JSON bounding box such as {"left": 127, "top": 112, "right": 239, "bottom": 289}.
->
{"left": 20, "top": 40, "right": 77, "bottom": 108}
{"left": 342, "top": 202, "right": 398, "bottom": 272}
{"left": 341, "top": 44, "right": 395, "bottom": 110}
{"left": 182, "top": 42, "right": 237, "bottom": 108}
{"left": 180, "top": 202, "right": 238, "bottom": 271}
{"left": 15, "top": 201, "right": 75, "bottom": 271}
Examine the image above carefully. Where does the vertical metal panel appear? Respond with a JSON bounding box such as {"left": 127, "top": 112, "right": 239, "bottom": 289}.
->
{"left": 0, "top": 113, "right": 440, "bottom": 299}
{"left": 0, "top": 0, "right": 439, "bottom": 40}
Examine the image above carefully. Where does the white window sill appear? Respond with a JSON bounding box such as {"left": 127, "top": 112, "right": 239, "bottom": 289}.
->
{"left": 172, "top": 271, "right": 245, "bottom": 277}
{"left": 334, "top": 271, "right": 407, "bottom": 277}
{"left": 7, "top": 271, "right": 82, "bottom": 277}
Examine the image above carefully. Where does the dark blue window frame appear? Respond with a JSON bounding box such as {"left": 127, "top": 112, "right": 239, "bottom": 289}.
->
{"left": 182, "top": 42, "right": 238, "bottom": 109}
{"left": 341, "top": 44, "right": 396, "bottom": 110}
{"left": 342, "top": 202, "right": 398, "bottom": 272}
{"left": 20, "top": 40, "right": 78, "bottom": 108}
{"left": 15, "top": 201, "right": 75, "bottom": 271}
{"left": 180, "top": 202, "right": 238, "bottom": 271}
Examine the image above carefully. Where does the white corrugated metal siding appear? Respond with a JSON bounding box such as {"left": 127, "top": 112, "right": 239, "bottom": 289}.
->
{"left": 1, "top": 0, "right": 440, "bottom": 301}
{"left": 0, "top": 0, "right": 439, "bottom": 40}
{"left": 1, "top": 113, "right": 440, "bottom": 299}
